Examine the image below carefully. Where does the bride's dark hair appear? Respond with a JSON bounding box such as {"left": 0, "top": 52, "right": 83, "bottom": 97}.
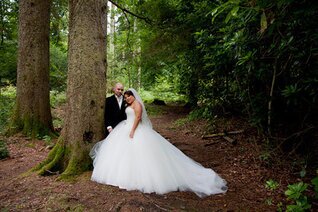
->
{"left": 124, "top": 90, "right": 134, "bottom": 97}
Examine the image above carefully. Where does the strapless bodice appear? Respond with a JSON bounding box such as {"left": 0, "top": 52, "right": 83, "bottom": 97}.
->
{"left": 125, "top": 107, "right": 135, "bottom": 125}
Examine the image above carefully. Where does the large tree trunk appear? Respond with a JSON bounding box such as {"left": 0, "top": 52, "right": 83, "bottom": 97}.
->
{"left": 13, "top": 0, "right": 53, "bottom": 137}
{"left": 33, "top": 0, "right": 107, "bottom": 178}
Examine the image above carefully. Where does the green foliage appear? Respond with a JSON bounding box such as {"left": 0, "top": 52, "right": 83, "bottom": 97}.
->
{"left": 144, "top": 104, "right": 165, "bottom": 117}
{"left": 0, "top": 0, "right": 18, "bottom": 40}
{"left": 50, "top": 90, "right": 66, "bottom": 130}
{"left": 0, "top": 0, "right": 18, "bottom": 86}
{"left": 264, "top": 198, "right": 273, "bottom": 206}
{"left": 107, "top": 0, "right": 190, "bottom": 102}
{"left": 0, "top": 86, "right": 16, "bottom": 134}
{"left": 50, "top": 90, "right": 66, "bottom": 108}
{"left": 41, "top": 134, "right": 52, "bottom": 143}
{"left": 50, "top": 44, "right": 68, "bottom": 91}
{"left": 172, "top": 0, "right": 318, "bottom": 155}
{"left": 0, "top": 140, "right": 9, "bottom": 159}
{"left": 312, "top": 171, "right": 318, "bottom": 199}
{"left": 274, "top": 168, "right": 318, "bottom": 211}
{"left": 265, "top": 179, "right": 280, "bottom": 190}
{"left": 173, "top": 117, "right": 189, "bottom": 128}
{"left": 284, "top": 182, "right": 311, "bottom": 211}
{"left": 189, "top": 107, "right": 214, "bottom": 121}
{"left": 281, "top": 84, "right": 302, "bottom": 106}
{"left": 149, "top": 74, "right": 186, "bottom": 103}
{"left": 139, "top": 89, "right": 155, "bottom": 103}
{"left": 0, "top": 41, "right": 17, "bottom": 85}
{"left": 50, "top": 0, "right": 68, "bottom": 46}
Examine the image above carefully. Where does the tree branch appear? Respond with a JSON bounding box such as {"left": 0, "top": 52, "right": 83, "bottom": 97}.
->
{"left": 108, "top": 0, "right": 152, "bottom": 24}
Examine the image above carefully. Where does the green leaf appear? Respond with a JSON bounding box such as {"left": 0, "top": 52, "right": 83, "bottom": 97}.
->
{"left": 286, "top": 204, "right": 304, "bottom": 212}
{"left": 211, "top": 6, "right": 227, "bottom": 23}
{"left": 285, "top": 182, "right": 308, "bottom": 200}
{"left": 231, "top": 6, "right": 239, "bottom": 16}
{"left": 260, "top": 11, "right": 267, "bottom": 33}
{"left": 312, "top": 176, "right": 318, "bottom": 198}
{"left": 210, "top": 7, "right": 219, "bottom": 16}
{"left": 300, "top": 169, "right": 306, "bottom": 178}
{"left": 265, "top": 179, "right": 280, "bottom": 190}
{"left": 312, "top": 177, "right": 318, "bottom": 187}
{"left": 225, "top": 11, "right": 232, "bottom": 23}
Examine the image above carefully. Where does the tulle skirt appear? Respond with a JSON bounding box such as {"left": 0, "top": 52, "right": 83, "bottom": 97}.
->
{"left": 90, "top": 121, "right": 227, "bottom": 197}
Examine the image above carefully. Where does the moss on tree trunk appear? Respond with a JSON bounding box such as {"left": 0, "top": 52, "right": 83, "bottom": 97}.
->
{"left": 32, "top": 136, "right": 92, "bottom": 179}
{"left": 10, "top": 111, "right": 54, "bottom": 138}
{"left": 32, "top": 137, "right": 65, "bottom": 175}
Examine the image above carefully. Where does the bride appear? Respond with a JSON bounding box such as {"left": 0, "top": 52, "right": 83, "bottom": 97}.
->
{"left": 90, "top": 88, "right": 227, "bottom": 197}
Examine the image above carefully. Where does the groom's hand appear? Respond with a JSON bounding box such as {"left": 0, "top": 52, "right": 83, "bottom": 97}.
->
{"left": 107, "top": 126, "right": 113, "bottom": 133}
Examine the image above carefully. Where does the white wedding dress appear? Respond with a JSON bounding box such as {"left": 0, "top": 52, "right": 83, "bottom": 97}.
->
{"left": 90, "top": 106, "right": 227, "bottom": 197}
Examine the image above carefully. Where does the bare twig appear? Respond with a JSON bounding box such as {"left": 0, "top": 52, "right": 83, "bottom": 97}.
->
{"left": 223, "top": 136, "right": 237, "bottom": 145}
{"left": 142, "top": 194, "right": 171, "bottom": 211}
{"left": 204, "top": 141, "right": 220, "bottom": 147}
{"left": 45, "top": 169, "right": 60, "bottom": 175}
{"left": 202, "top": 130, "right": 244, "bottom": 139}
{"left": 266, "top": 126, "right": 316, "bottom": 155}
{"left": 108, "top": 0, "right": 152, "bottom": 24}
{"left": 109, "top": 199, "right": 125, "bottom": 211}
{"left": 283, "top": 126, "right": 315, "bottom": 141}
{"left": 267, "top": 58, "right": 278, "bottom": 135}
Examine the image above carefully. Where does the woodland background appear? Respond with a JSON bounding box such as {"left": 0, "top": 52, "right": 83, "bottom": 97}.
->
{"left": 0, "top": 0, "right": 318, "bottom": 211}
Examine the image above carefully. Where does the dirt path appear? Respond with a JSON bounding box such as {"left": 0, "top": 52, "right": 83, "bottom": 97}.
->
{"left": 1, "top": 105, "right": 293, "bottom": 211}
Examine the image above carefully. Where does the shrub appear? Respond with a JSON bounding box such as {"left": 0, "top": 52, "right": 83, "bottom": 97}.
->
{"left": 0, "top": 140, "right": 9, "bottom": 159}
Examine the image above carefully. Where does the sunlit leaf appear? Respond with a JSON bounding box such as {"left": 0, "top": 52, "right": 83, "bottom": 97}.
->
{"left": 231, "top": 6, "right": 239, "bottom": 16}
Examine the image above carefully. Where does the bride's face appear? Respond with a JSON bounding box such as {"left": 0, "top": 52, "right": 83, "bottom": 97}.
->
{"left": 124, "top": 94, "right": 135, "bottom": 105}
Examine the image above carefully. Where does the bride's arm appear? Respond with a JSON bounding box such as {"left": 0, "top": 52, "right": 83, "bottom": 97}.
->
{"left": 130, "top": 102, "right": 142, "bottom": 138}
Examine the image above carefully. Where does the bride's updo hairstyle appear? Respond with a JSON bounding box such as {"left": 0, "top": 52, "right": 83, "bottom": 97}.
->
{"left": 124, "top": 90, "right": 134, "bottom": 97}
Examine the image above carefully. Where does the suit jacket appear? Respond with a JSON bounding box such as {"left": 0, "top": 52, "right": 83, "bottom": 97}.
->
{"left": 104, "top": 95, "right": 127, "bottom": 136}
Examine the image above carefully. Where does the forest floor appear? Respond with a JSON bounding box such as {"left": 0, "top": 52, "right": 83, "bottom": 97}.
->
{"left": 0, "top": 104, "right": 312, "bottom": 211}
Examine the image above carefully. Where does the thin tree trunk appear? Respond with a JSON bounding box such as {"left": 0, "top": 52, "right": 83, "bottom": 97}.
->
{"left": 33, "top": 0, "right": 107, "bottom": 178}
{"left": 13, "top": 0, "right": 53, "bottom": 137}
{"left": 133, "top": 17, "right": 141, "bottom": 91}
{"left": 268, "top": 59, "right": 277, "bottom": 136}
{"left": 108, "top": 2, "right": 115, "bottom": 80}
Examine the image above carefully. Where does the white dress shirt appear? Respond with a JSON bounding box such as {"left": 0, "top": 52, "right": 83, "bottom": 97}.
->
{"left": 116, "top": 95, "right": 123, "bottom": 109}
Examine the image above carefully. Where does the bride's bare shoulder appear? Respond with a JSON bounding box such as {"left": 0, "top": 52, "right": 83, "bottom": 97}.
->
{"left": 132, "top": 101, "right": 142, "bottom": 111}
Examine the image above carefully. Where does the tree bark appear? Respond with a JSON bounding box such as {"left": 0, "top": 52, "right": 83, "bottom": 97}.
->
{"left": 33, "top": 0, "right": 107, "bottom": 178}
{"left": 13, "top": 0, "right": 53, "bottom": 137}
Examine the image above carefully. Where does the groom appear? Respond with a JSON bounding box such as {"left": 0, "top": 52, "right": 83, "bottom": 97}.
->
{"left": 104, "top": 82, "right": 127, "bottom": 136}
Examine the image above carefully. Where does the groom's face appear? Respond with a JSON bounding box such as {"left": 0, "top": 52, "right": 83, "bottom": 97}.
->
{"left": 114, "top": 85, "right": 124, "bottom": 97}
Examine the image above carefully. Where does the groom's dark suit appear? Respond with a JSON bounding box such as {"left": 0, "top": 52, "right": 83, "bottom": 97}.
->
{"left": 104, "top": 95, "right": 127, "bottom": 136}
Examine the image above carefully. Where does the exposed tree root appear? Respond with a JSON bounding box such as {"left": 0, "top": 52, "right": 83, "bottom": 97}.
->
{"left": 32, "top": 137, "right": 65, "bottom": 176}
{"left": 32, "top": 136, "right": 92, "bottom": 180}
